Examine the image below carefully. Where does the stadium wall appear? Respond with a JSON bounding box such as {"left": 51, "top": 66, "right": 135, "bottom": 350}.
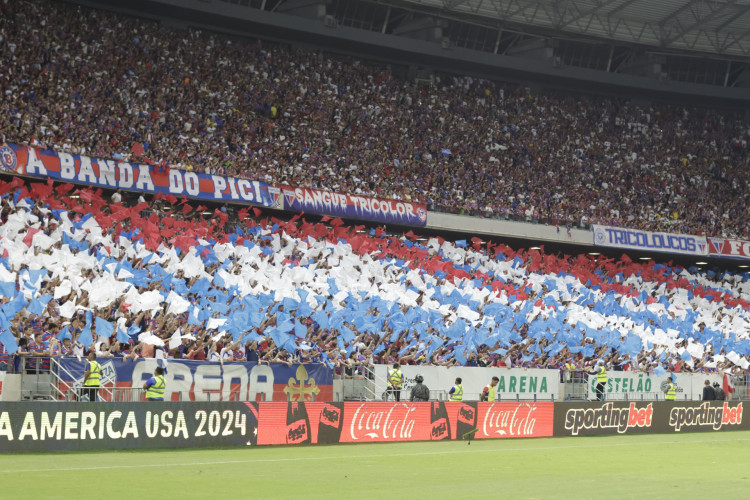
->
{"left": 0, "top": 400, "right": 744, "bottom": 452}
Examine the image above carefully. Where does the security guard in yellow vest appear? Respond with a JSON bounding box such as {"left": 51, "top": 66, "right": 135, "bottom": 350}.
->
{"left": 449, "top": 377, "right": 464, "bottom": 401}
{"left": 481, "top": 376, "right": 499, "bottom": 402}
{"left": 588, "top": 360, "right": 607, "bottom": 401}
{"left": 144, "top": 366, "right": 166, "bottom": 401}
{"left": 665, "top": 377, "right": 676, "bottom": 401}
{"left": 81, "top": 352, "right": 101, "bottom": 402}
{"left": 386, "top": 363, "right": 404, "bottom": 402}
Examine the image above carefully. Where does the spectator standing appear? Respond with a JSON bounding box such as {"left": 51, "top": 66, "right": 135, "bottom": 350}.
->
{"left": 410, "top": 374, "right": 430, "bottom": 402}
{"left": 713, "top": 382, "right": 726, "bottom": 401}
{"left": 481, "top": 376, "right": 500, "bottom": 402}
{"left": 702, "top": 379, "right": 715, "bottom": 401}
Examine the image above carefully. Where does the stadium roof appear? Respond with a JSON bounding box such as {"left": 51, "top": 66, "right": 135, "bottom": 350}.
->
{"left": 396, "top": 0, "right": 750, "bottom": 57}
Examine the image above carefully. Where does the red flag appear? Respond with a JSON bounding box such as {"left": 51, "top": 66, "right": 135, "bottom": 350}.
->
{"left": 252, "top": 207, "right": 262, "bottom": 218}
{"left": 23, "top": 227, "right": 41, "bottom": 247}
{"left": 320, "top": 215, "right": 331, "bottom": 222}
{"left": 723, "top": 374, "right": 735, "bottom": 397}
{"left": 237, "top": 208, "right": 249, "bottom": 220}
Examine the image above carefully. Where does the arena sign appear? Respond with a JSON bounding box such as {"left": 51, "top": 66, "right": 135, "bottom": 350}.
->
{"left": 0, "top": 143, "right": 275, "bottom": 206}
{"left": 372, "top": 365, "right": 560, "bottom": 401}
{"left": 54, "top": 358, "right": 333, "bottom": 402}
{"left": 592, "top": 224, "right": 708, "bottom": 256}
{"left": 271, "top": 184, "right": 428, "bottom": 226}
{"left": 554, "top": 401, "right": 747, "bottom": 436}
{"left": 708, "top": 237, "right": 750, "bottom": 259}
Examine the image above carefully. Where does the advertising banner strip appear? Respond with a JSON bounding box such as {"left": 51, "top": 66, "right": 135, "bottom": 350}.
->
{"left": 0, "top": 143, "right": 275, "bottom": 206}
{"left": 271, "top": 184, "right": 428, "bottom": 226}
{"left": 55, "top": 358, "right": 333, "bottom": 403}
{"left": 0, "top": 401, "right": 260, "bottom": 452}
{"left": 708, "top": 237, "right": 750, "bottom": 259}
{"left": 592, "top": 224, "right": 708, "bottom": 256}
{"left": 554, "top": 401, "right": 746, "bottom": 437}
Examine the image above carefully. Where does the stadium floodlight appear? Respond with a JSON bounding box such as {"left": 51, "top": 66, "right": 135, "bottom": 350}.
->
{"left": 639, "top": 257, "right": 652, "bottom": 260}
{"left": 739, "top": 265, "right": 749, "bottom": 269}
{"left": 695, "top": 261, "right": 708, "bottom": 265}
{"left": 588, "top": 252, "right": 600, "bottom": 256}
{"left": 529, "top": 246, "right": 540, "bottom": 250}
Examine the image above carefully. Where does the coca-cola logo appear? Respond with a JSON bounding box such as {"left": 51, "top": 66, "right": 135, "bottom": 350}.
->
{"left": 349, "top": 403, "right": 417, "bottom": 441}
{"left": 482, "top": 403, "right": 539, "bottom": 437}
{"left": 669, "top": 402, "right": 743, "bottom": 431}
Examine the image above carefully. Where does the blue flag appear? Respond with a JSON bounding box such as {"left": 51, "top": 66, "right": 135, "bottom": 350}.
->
{"left": 0, "top": 328, "right": 18, "bottom": 354}
{"left": 95, "top": 316, "right": 114, "bottom": 339}
{"left": 79, "top": 316, "right": 94, "bottom": 347}
{"left": 0, "top": 282, "right": 15, "bottom": 299}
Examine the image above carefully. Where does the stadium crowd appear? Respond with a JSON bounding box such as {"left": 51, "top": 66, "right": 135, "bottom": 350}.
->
{"left": 0, "top": 177, "right": 748, "bottom": 378}
{"left": 2, "top": 0, "right": 750, "bottom": 240}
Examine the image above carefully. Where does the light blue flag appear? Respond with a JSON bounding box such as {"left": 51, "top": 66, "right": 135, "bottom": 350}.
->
{"left": 95, "top": 317, "right": 114, "bottom": 339}
{"left": 0, "top": 282, "right": 15, "bottom": 298}
{"left": 26, "top": 298, "right": 45, "bottom": 316}
{"left": 0, "top": 328, "right": 18, "bottom": 354}
{"left": 78, "top": 318, "right": 94, "bottom": 347}
{"left": 294, "top": 320, "right": 307, "bottom": 339}
{"left": 116, "top": 323, "right": 130, "bottom": 344}
{"left": 57, "top": 326, "right": 72, "bottom": 341}
{"left": 653, "top": 365, "right": 667, "bottom": 376}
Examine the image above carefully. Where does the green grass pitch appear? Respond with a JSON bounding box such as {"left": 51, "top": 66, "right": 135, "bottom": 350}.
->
{"left": 2, "top": 432, "right": 748, "bottom": 499}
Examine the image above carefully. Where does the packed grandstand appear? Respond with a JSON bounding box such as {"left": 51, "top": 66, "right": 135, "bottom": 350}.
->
{"left": 0, "top": 0, "right": 749, "bottom": 378}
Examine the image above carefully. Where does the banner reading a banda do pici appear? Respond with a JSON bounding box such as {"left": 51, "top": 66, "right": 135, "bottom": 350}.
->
{"left": 0, "top": 143, "right": 427, "bottom": 226}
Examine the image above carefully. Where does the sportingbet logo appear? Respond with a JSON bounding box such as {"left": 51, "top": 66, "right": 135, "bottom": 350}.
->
{"left": 669, "top": 403, "right": 743, "bottom": 431}
{"left": 564, "top": 403, "right": 653, "bottom": 436}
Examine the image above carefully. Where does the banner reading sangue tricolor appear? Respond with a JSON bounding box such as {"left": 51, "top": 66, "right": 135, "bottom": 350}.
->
{"left": 270, "top": 184, "right": 428, "bottom": 226}
{"left": 593, "top": 224, "right": 708, "bottom": 256}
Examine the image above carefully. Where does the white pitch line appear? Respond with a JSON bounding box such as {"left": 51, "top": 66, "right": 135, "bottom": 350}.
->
{"left": 2, "top": 435, "right": 748, "bottom": 474}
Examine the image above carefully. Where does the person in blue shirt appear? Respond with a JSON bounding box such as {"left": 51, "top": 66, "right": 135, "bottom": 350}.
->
{"left": 143, "top": 366, "right": 166, "bottom": 401}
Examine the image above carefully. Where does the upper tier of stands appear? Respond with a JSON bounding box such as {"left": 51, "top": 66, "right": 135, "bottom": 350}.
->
{"left": 1, "top": 1, "right": 749, "bottom": 239}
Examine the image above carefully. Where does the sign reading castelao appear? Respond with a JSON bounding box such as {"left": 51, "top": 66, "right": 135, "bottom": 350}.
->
{"left": 587, "top": 372, "right": 723, "bottom": 400}
{"left": 373, "top": 365, "right": 559, "bottom": 401}
{"left": 592, "top": 224, "right": 708, "bottom": 256}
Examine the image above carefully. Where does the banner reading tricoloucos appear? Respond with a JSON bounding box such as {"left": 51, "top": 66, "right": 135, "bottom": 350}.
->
{"left": 270, "top": 184, "right": 428, "bottom": 226}
{"left": 54, "top": 358, "right": 333, "bottom": 402}
{"left": 0, "top": 143, "right": 274, "bottom": 206}
{"left": 373, "top": 365, "right": 561, "bottom": 401}
{"left": 593, "top": 224, "right": 708, "bottom": 256}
